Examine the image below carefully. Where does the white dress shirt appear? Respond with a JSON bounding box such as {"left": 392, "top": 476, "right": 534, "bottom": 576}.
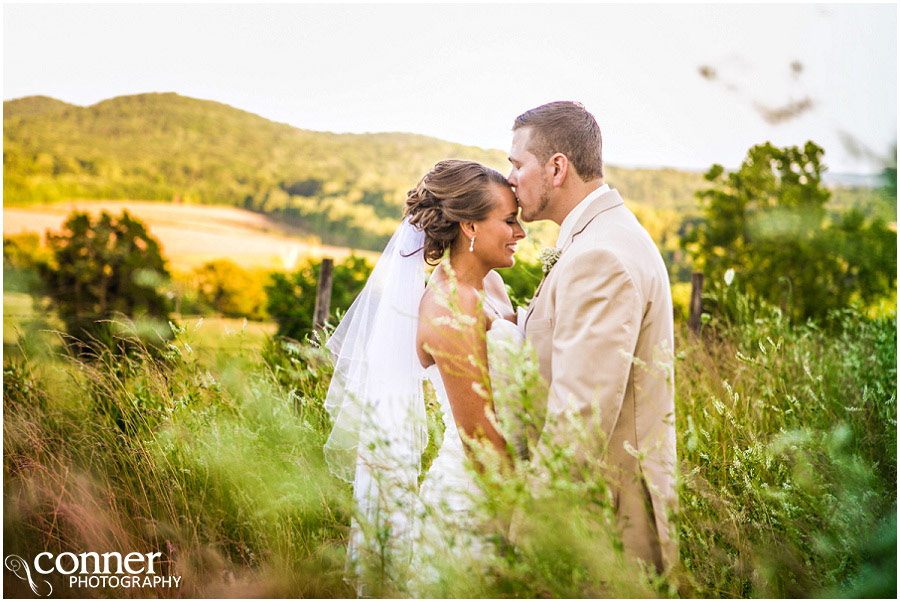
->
{"left": 556, "top": 183, "right": 610, "bottom": 247}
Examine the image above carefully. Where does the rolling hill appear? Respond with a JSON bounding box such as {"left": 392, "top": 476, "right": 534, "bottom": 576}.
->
{"left": 3, "top": 93, "right": 513, "bottom": 250}
{"left": 6, "top": 92, "right": 890, "bottom": 257}
{"left": 3, "top": 92, "right": 710, "bottom": 251}
{"left": 3, "top": 95, "right": 79, "bottom": 119}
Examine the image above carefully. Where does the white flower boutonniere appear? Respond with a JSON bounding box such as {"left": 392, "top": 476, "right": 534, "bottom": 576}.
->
{"left": 539, "top": 247, "right": 562, "bottom": 275}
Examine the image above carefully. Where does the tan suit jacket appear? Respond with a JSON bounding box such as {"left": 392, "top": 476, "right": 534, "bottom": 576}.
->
{"left": 524, "top": 188, "right": 677, "bottom": 572}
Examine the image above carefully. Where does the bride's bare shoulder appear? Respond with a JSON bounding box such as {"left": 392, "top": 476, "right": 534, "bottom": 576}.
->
{"left": 416, "top": 270, "right": 489, "bottom": 367}
{"left": 418, "top": 277, "right": 485, "bottom": 332}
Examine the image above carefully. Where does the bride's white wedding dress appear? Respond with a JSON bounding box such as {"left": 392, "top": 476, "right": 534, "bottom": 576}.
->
{"left": 410, "top": 313, "right": 526, "bottom": 585}
{"left": 323, "top": 217, "right": 535, "bottom": 592}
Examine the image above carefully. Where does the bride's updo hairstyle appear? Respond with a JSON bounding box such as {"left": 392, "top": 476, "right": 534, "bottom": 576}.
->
{"left": 403, "top": 159, "right": 509, "bottom": 265}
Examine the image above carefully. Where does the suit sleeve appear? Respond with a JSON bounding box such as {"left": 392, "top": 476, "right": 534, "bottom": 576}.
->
{"left": 541, "top": 247, "right": 642, "bottom": 460}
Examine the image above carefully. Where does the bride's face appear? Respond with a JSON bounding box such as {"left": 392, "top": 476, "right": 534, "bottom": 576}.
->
{"left": 472, "top": 184, "right": 526, "bottom": 268}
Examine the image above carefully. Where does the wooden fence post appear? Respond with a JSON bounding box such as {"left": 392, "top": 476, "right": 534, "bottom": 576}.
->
{"left": 689, "top": 272, "right": 704, "bottom": 333}
{"left": 313, "top": 258, "right": 334, "bottom": 335}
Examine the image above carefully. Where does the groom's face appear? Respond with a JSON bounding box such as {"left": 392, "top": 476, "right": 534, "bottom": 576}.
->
{"left": 508, "top": 127, "right": 551, "bottom": 222}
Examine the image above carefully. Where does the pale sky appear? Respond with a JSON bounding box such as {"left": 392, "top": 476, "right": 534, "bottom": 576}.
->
{"left": 3, "top": 3, "right": 897, "bottom": 174}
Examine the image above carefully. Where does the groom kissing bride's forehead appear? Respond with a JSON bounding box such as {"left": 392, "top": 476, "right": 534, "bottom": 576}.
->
{"left": 510, "top": 101, "right": 677, "bottom": 574}
{"left": 323, "top": 100, "right": 677, "bottom": 592}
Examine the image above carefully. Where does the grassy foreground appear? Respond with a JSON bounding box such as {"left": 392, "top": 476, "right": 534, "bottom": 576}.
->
{"left": 2, "top": 294, "right": 896, "bottom": 598}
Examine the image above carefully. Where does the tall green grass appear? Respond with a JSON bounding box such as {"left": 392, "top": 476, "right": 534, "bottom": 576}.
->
{"left": 675, "top": 298, "right": 896, "bottom": 597}
{"left": 3, "top": 292, "right": 896, "bottom": 597}
{"left": 4, "top": 323, "right": 353, "bottom": 597}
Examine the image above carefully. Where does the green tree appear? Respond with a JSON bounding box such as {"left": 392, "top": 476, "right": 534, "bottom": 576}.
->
{"left": 266, "top": 255, "right": 373, "bottom": 341}
{"left": 38, "top": 210, "right": 173, "bottom": 354}
{"left": 192, "top": 259, "right": 268, "bottom": 320}
{"left": 682, "top": 141, "right": 896, "bottom": 322}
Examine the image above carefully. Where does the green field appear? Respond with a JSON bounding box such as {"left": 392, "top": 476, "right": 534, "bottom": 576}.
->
{"left": 3, "top": 283, "right": 895, "bottom": 598}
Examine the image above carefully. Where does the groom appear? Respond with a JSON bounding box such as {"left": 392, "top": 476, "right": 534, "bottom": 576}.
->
{"left": 508, "top": 101, "right": 677, "bottom": 573}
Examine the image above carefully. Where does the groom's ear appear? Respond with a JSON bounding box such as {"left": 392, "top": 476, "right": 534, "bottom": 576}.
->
{"left": 548, "top": 153, "right": 569, "bottom": 187}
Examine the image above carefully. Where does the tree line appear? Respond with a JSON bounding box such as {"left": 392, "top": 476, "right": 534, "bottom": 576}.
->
{"left": 4, "top": 138, "right": 894, "bottom": 357}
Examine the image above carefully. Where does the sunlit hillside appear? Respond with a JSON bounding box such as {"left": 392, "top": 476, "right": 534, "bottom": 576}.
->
{"left": 3, "top": 93, "right": 514, "bottom": 251}
{"left": 5, "top": 92, "right": 892, "bottom": 272}
{"left": 3, "top": 93, "right": 715, "bottom": 250}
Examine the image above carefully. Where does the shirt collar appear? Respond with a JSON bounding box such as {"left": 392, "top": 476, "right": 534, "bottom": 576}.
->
{"left": 556, "top": 183, "right": 610, "bottom": 247}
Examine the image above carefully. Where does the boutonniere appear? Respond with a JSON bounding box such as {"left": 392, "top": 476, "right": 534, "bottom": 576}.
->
{"left": 539, "top": 247, "right": 561, "bottom": 275}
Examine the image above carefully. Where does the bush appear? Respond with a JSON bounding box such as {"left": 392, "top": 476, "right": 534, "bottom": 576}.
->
{"left": 36, "top": 210, "right": 173, "bottom": 355}
{"left": 191, "top": 259, "right": 268, "bottom": 320}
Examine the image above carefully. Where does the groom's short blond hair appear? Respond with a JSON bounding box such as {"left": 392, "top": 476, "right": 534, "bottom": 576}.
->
{"left": 513, "top": 101, "right": 603, "bottom": 182}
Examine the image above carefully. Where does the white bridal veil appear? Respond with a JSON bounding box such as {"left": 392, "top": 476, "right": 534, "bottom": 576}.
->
{"left": 323, "top": 216, "right": 429, "bottom": 573}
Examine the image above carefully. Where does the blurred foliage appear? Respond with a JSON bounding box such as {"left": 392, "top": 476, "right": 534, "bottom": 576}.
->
{"left": 35, "top": 210, "right": 174, "bottom": 355}
{"left": 3, "top": 326, "right": 355, "bottom": 598}
{"left": 265, "top": 255, "right": 373, "bottom": 342}
{"left": 3, "top": 231, "right": 49, "bottom": 270}
{"left": 606, "top": 165, "right": 706, "bottom": 212}
{"left": 824, "top": 141, "right": 896, "bottom": 228}
{"left": 682, "top": 141, "right": 896, "bottom": 322}
{"left": 191, "top": 259, "right": 269, "bottom": 321}
{"left": 499, "top": 260, "right": 544, "bottom": 308}
{"left": 167, "top": 270, "right": 212, "bottom": 317}
{"left": 4, "top": 92, "right": 896, "bottom": 597}
{"left": 822, "top": 504, "right": 896, "bottom": 598}
{"left": 3, "top": 232, "right": 51, "bottom": 295}
{"left": 880, "top": 142, "right": 897, "bottom": 201}
{"left": 829, "top": 185, "right": 897, "bottom": 224}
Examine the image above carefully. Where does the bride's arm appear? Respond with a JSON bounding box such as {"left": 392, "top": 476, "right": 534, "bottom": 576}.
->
{"left": 420, "top": 285, "right": 510, "bottom": 469}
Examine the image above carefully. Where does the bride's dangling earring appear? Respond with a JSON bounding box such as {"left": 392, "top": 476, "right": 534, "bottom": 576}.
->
{"left": 469, "top": 236, "right": 475, "bottom": 252}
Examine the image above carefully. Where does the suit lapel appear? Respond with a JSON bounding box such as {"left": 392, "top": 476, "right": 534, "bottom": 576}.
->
{"left": 560, "top": 188, "right": 625, "bottom": 252}
{"left": 524, "top": 189, "right": 625, "bottom": 331}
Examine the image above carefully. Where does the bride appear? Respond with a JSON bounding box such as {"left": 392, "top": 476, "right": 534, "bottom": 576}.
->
{"left": 322, "top": 159, "right": 528, "bottom": 591}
